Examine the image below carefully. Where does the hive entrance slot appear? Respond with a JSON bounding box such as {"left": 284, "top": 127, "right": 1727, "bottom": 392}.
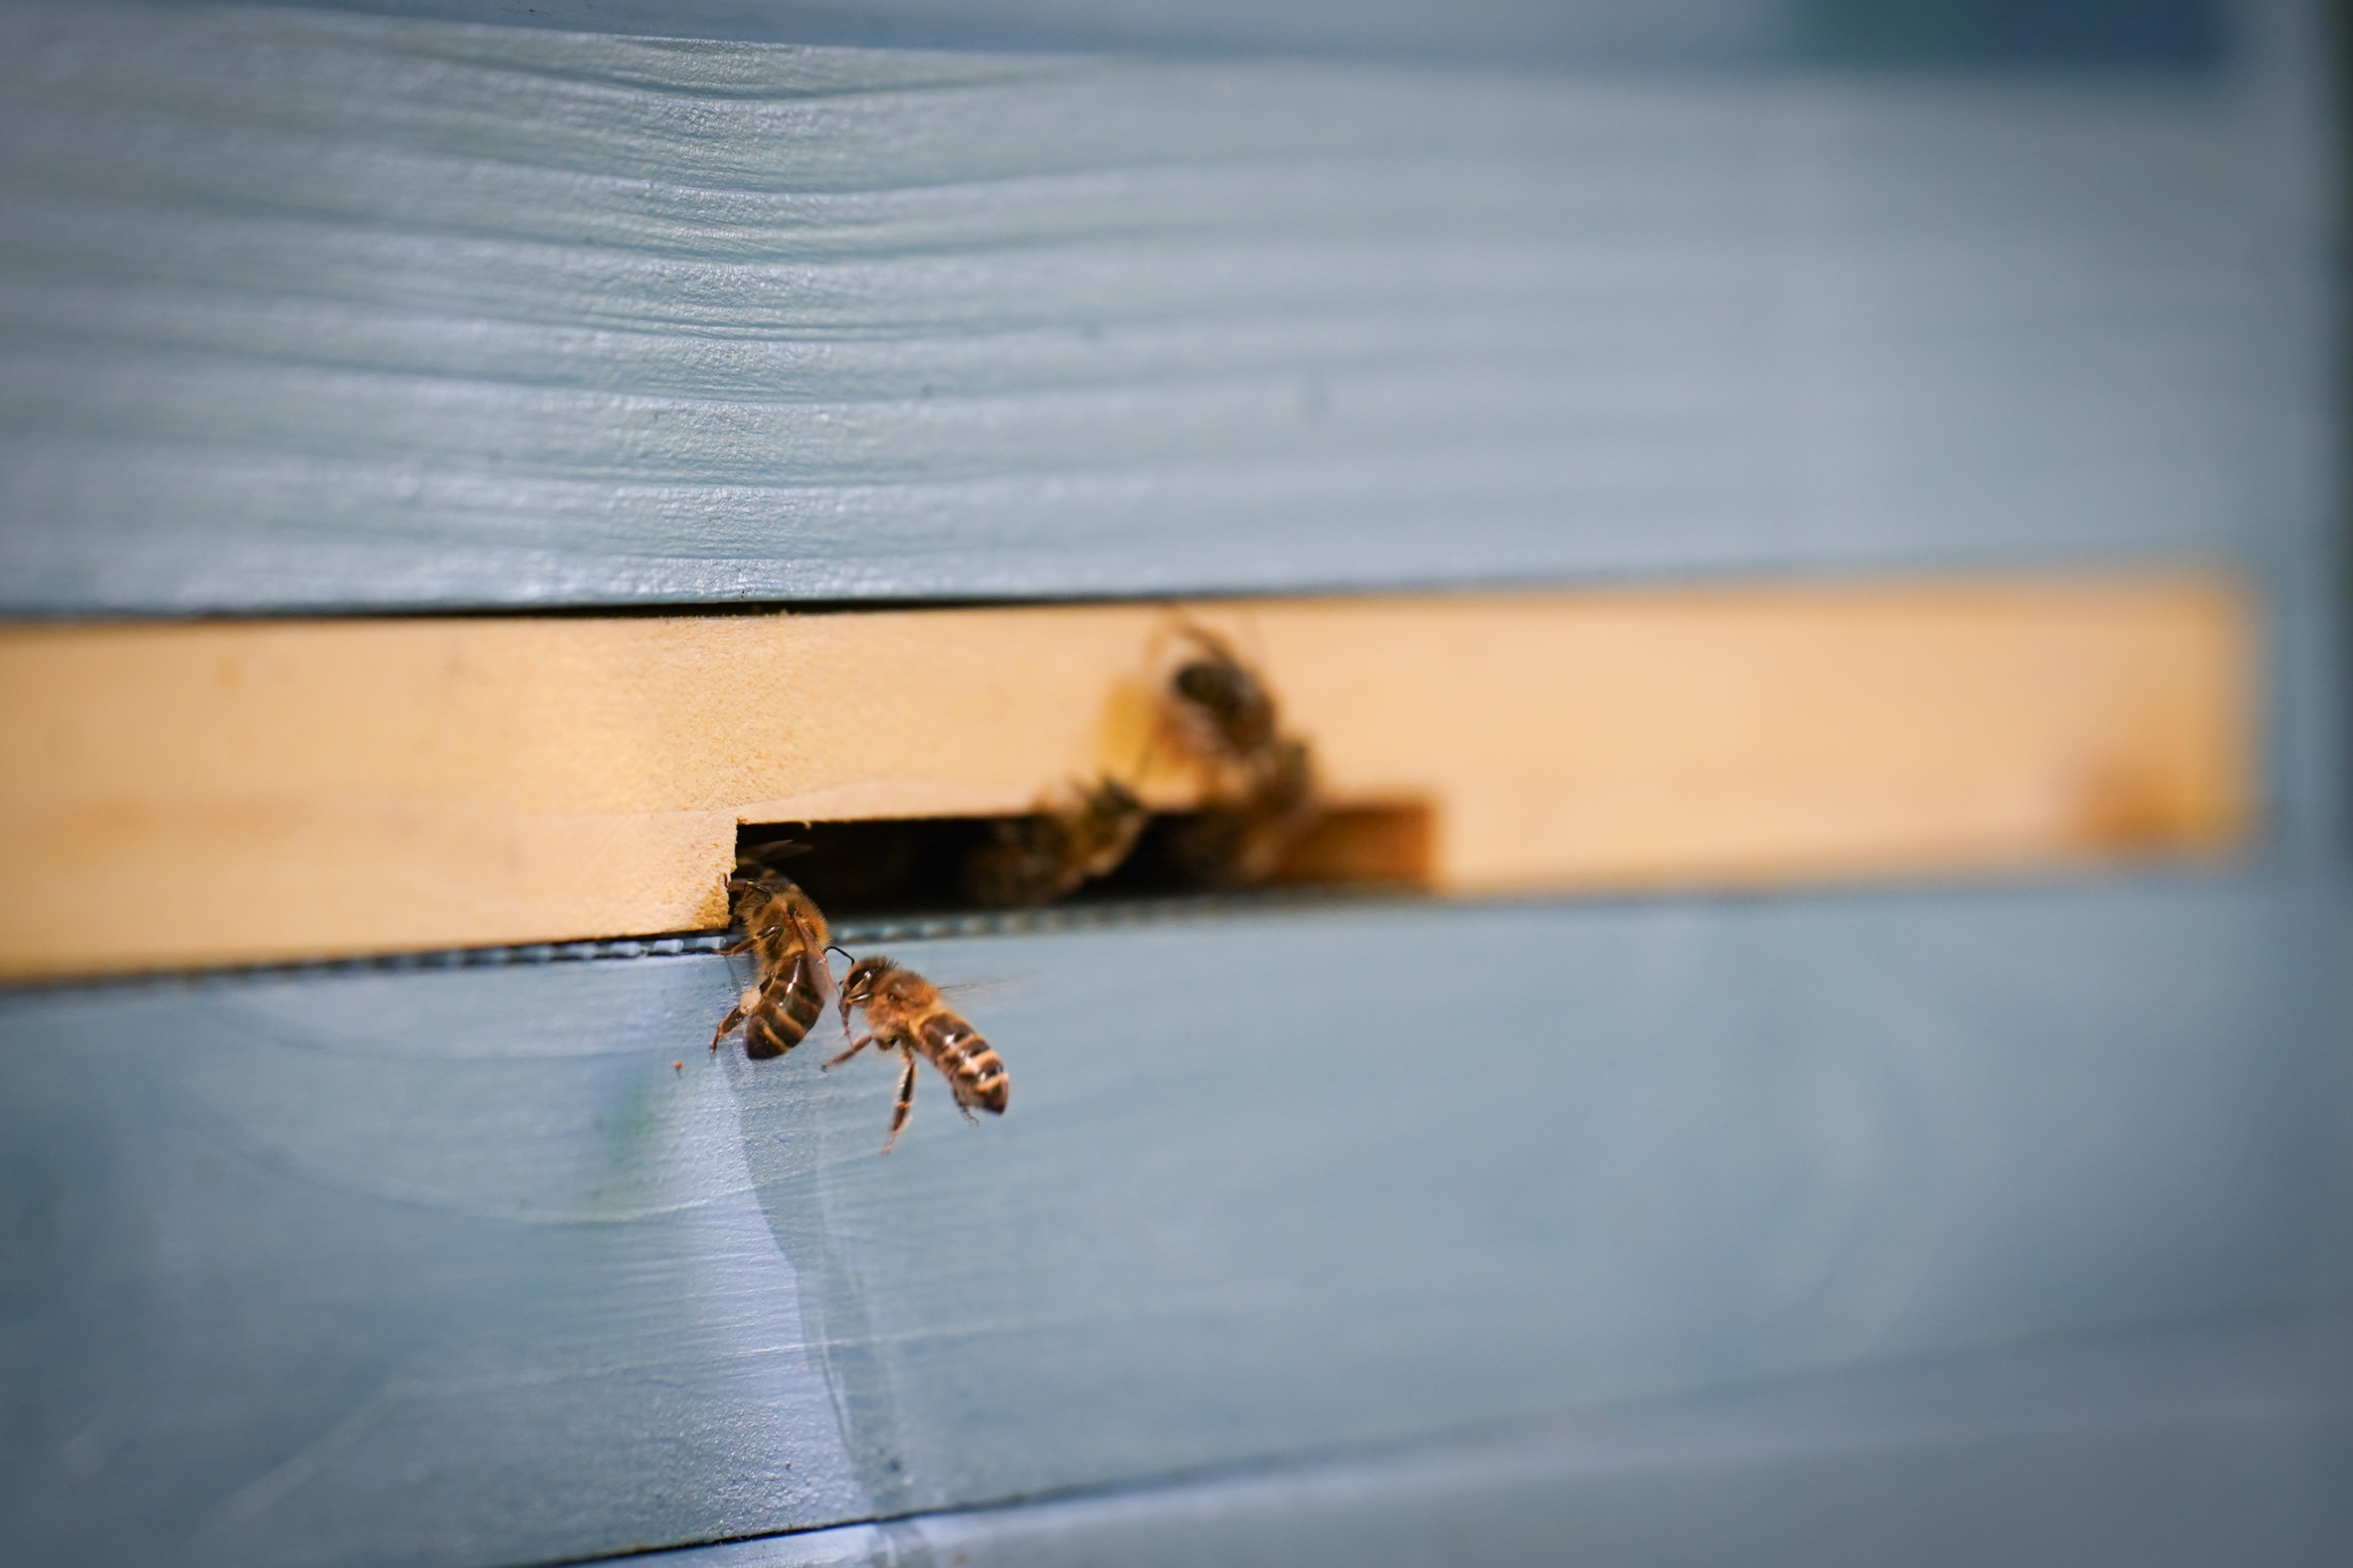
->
{"left": 739, "top": 802, "right": 1433, "bottom": 922}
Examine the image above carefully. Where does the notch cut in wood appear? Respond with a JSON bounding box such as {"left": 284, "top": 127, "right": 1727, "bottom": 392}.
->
{"left": 755, "top": 802, "right": 1434, "bottom": 921}
{"left": 0, "top": 575, "right": 2252, "bottom": 978}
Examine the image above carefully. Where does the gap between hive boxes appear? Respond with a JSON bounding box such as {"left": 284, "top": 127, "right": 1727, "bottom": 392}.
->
{"left": 0, "top": 577, "right": 2252, "bottom": 979}
{"left": 748, "top": 803, "right": 1434, "bottom": 924}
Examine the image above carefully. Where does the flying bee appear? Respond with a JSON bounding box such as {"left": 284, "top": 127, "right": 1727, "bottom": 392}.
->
{"left": 828, "top": 955, "right": 1008, "bottom": 1152}
{"left": 963, "top": 775, "right": 1149, "bottom": 908}
{"left": 711, "top": 852, "right": 840, "bottom": 1061}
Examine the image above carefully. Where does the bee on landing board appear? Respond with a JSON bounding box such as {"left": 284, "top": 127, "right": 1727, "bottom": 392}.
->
{"left": 830, "top": 956, "right": 1009, "bottom": 1152}
{"left": 963, "top": 775, "right": 1150, "bottom": 908}
{"left": 711, "top": 854, "right": 840, "bottom": 1061}
{"left": 1157, "top": 623, "right": 1323, "bottom": 887}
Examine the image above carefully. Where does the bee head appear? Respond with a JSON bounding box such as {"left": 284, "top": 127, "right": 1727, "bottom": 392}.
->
{"left": 1174, "top": 659, "right": 1249, "bottom": 713}
{"left": 838, "top": 955, "right": 893, "bottom": 1021}
{"left": 1174, "top": 660, "right": 1275, "bottom": 750}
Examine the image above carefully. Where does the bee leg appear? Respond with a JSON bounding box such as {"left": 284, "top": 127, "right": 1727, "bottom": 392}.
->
{"left": 718, "top": 925, "right": 784, "bottom": 959}
{"left": 823, "top": 1034, "right": 876, "bottom": 1070}
{"left": 816, "top": 962, "right": 848, "bottom": 1042}
{"left": 879, "top": 1052, "right": 917, "bottom": 1154}
{"left": 710, "top": 1000, "right": 748, "bottom": 1052}
{"left": 786, "top": 913, "right": 848, "bottom": 1039}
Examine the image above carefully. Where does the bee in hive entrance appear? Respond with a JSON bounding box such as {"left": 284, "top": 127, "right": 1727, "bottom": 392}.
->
{"left": 1165, "top": 623, "right": 1280, "bottom": 765}
{"left": 830, "top": 956, "right": 1009, "bottom": 1152}
{"left": 962, "top": 774, "right": 1150, "bottom": 908}
{"left": 1156, "top": 623, "right": 1324, "bottom": 887}
{"left": 711, "top": 848, "right": 841, "bottom": 1060}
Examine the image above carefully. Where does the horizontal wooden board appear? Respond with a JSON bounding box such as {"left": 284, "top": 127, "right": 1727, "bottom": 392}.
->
{"left": 201, "top": 0, "right": 2241, "bottom": 66}
{"left": 216, "top": 0, "right": 1811, "bottom": 60}
{"left": 654, "top": 1312, "right": 2352, "bottom": 1568}
{"left": 0, "top": 4, "right": 2321, "bottom": 615}
{"left": 0, "top": 577, "right": 2251, "bottom": 977}
{"left": 1, "top": 881, "right": 2345, "bottom": 1566}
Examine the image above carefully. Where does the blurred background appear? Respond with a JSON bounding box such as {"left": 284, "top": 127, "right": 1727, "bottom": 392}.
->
{"left": 1, "top": 1, "right": 2347, "bottom": 1564}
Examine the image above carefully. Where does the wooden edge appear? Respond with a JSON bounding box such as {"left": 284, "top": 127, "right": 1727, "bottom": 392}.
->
{"left": 0, "top": 575, "right": 2255, "bottom": 977}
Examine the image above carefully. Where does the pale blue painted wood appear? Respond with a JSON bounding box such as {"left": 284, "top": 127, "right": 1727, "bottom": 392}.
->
{"left": 648, "top": 1310, "right": 2353, "bottom": 1568}
{"left": 0, "top": 6, "right": 2341, "bottom": 1567}
{"left": 203, "top": 0, "right": 1807, "bottom": 63}
{"left": 0, "top": 953, "right": 872, "bottom": 1565}
{"left": 149, "top": 0, "right": 2236, "bottom": 68}
{"left": 3, "top": 879, "right": 2347, "bottom": 1565}
{"left": 0, "top": 1, "right": 2320, "bottom": 612}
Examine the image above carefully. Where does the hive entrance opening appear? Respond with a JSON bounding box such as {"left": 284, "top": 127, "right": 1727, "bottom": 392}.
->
{"left": 739, "top": 802, "right": 1433, "bottom": 922}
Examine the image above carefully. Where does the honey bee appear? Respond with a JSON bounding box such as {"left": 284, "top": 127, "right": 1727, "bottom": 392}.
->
{"left": 828, "top": 956, "right": 1008, "bottom": 1152}
{"left": 1156, "top": 622, "right": 1322, "bottom": 887}
{"left": 963, "top": 775, "right": 1149, "bottom": 907}
{"left": 1165, "top": 735, "right": 1320, "bottom": 888}
{"left": 711, "top": 855, "right": 839, "bottom": 1061}
{"left": 1163, "top": 624, "right": 1278, "bottom": 767}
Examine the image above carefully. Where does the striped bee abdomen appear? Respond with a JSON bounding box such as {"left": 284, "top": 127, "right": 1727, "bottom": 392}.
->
{"left": 742, "top": 950, "right": 827, "bottom": 1059}
{"left": 713, "top": 873, "right": 834, "bottom": 1062}
{"left": 921, "top": 1013, "right": 1009, "bottom": 1114}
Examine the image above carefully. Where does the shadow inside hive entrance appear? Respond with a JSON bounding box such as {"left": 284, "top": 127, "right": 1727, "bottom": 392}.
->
{"left": 739, "top": 802, "right": 1434, "bottom": 922}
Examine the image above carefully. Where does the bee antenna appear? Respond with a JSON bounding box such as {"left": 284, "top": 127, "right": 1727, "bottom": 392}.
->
{"left": 826, "top": 944, "right": 856, "bottom": 965}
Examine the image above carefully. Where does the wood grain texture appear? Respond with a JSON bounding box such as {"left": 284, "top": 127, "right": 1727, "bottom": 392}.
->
{"left": 1, "top": 883, "right": 2345, "bottom": 1566}
{"left": 217, "top": 0, "right": 1807, "bottom": 60}
{"left": 0, "top": 578, "right": 2251, "bottom": 976}
{"left": 0, "top": 2, "right": 2323, "bottom": 613}
{"left": 653, "top": 1312, "right": 2353, "bottom": 1568}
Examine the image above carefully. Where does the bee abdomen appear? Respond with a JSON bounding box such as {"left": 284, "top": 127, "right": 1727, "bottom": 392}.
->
{"left": 742, "top": 954, "right": 826, "bottom": 1060}
{"left": 921, "top": 1014, "right": 1009, "bottom": 1114}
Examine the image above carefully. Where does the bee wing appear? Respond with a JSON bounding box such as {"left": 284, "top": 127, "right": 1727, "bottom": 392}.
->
{"left": 929, "top": 972, "right": 1032, "bottom": 1007}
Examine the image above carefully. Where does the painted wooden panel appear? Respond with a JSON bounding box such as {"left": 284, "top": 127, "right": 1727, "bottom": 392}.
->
{"left": 212, "top": 1, "right": 2239, "bottom": 69}
{"left": 0, "top": 579, "right": 2253, "bottom": 977}
{"left": 0, "top": 7, "right": 2338, "bottom": 1568}
{"left": 646, "top": 1310, "right": 2353, "bottom": 1568}
{"left": 2, "top": 880, "right": 2346, "bottom": 1565}
{"left": 252, "top": 0, "right": 1809, "bottom": 61}
{"left": 0, "top": 1, "right": 2323, "bottom": 613}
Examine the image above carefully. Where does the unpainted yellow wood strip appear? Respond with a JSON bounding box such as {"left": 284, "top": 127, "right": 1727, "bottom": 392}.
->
{"left": 0, "top": 576, "right": 2251, "bottom": 977}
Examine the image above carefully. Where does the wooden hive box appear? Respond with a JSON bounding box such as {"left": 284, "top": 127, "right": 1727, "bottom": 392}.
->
{"left": 1, "top": 4, "right": 2347, "bottom": 1566}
